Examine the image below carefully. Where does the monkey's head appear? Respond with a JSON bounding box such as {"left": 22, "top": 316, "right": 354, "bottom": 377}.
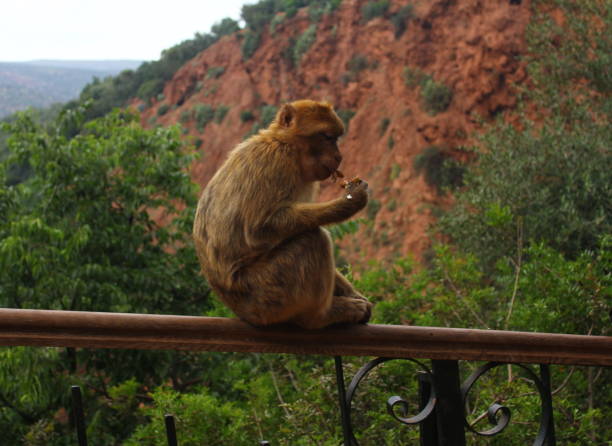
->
{"left": 269, "top": 99, "right": 345, "bottom": 183}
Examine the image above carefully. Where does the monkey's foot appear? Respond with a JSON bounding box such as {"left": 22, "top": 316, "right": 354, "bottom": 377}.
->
{"left": 334, "top": 296, "right": 373, "bottom": 325}
{"left": 350, "top": 291, "right": 371, "bottom": 303}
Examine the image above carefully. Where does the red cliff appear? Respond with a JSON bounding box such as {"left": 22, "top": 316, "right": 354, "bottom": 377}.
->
{"left": 141, "top": 0, "right": 531, "bottom": 263}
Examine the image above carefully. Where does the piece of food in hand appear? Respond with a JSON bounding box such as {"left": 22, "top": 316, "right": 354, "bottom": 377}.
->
{"left": 341, "top": 176, "right": 362, "bottom": 200}
{"left": 341, "top": 176, "right": 362, "bottom": 189}
{"left": 330, "top": 169, "right": 344, "bottom": 182}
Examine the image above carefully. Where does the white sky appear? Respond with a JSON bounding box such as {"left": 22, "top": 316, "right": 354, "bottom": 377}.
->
{"left": 0, "top": 0, "right": 255, "bottom": 62}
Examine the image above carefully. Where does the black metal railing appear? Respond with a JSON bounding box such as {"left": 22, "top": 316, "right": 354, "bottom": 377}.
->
{"left": 1, "top": 309, "right": 611, "bottom": 445}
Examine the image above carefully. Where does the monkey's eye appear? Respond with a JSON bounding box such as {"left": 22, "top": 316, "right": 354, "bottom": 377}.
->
{"left": 323, "top": 133, "right": 336, "bottom": 141}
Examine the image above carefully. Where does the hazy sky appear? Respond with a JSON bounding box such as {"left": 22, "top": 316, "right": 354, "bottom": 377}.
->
{"left": 0, "top": 0, "right": 254, "bottom": 62}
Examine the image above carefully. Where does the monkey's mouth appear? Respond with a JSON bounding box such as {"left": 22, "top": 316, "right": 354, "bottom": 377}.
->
{"left": 325, "top": 161, "right": 342, "bottom": 175}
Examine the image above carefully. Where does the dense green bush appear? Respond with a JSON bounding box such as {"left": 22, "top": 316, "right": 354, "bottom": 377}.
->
{"left": 125, "top": 387, "right": 253, "bottom": 445}
{"left": 241, "top": 30, "right": 262, "bottom": 60}
{"left": 179, "top": 109, "right": 191, "bottom": 124}
{"left": 156, "top": 103, "right": 170, "bottom": 116}
{"left": 260, "top": 104, "right": 279, "bottom": 127}
{"left": 269, "top": 12, "right": 286, "bottom": 33}
{"left": 206, "top": 66, "right": 225, "bottom": 79}
{"left": 336, "top": 108, "right": 356, "bottom": 130}
{"left": 214, "top": 105, "right": 230, "bottom": 124}
{"left": 379, "top": 117, "right": 390, "bottom": 135}
{"left": 240, "top": 110, "right": 255, "bottom": 122}
{"left": 342, "top": 53, "right": 376, "bottom": 84}
{"left": 347, "top": 54, "right": 371, "bottom": 73}
{"left": 244, "top": 104, "right": 279, "bottom": 138}
{"left": 402, "top": 65, "right": 428, "bottom": 88}
{"left": 193, "top": 104, "right": 215, "bottom": 131}
{"left": 210, "top": 17, "right": 240, "bottom": 38}
{"left": 390, "top": 5, "right": 414, "bottom": 37}
{"left": 293, "top": 24, "right": 317, "bottom": 66}
{"left": 413, "top": 146, "right": 465, "bottom": 193}
{"left": 361, "top": 0, "right": 389, "bottom": 22}
{"left": 420, "top": 78, "right": 453, "bottom": 115}
{"left": 241, "top": 0, "right": 277, "bottom": 31}
{"left": 308, "top": 3, "right": 326, "bottom": 22}
{"left": 366, "top": 198, "right": 381, "bottom": 220}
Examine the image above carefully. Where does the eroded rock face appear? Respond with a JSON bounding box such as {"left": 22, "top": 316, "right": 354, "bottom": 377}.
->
{"left": 141, "top": 0, "right": 531, "bottom": 263}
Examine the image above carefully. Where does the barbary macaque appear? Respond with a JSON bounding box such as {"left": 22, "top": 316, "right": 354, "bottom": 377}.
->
{"left": 193, "top": 99, "right": 372, "bottom": 328}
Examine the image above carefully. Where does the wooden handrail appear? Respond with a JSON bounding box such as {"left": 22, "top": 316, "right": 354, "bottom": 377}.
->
{"left": 0, "top": 309, "right": 610, "bottom": 366}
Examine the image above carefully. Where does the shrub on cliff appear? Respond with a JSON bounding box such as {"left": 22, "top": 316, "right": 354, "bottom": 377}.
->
{"left": 362, "top": 0, "right": 389, "bottom": 22}
{"left": 206, "top": 66, "right": 225, "bottom": 79}
{"left": 156, "top": 103, "right": 170, "bottom": 116}
{"left": 214, "top": 105, "right": 230, "bottom": 124}
{"left": 413, "top": 146, "right": 465, "bottom": 193}
{"left": 390, "top": 5, "right": 414, "bottom": 37}
{"left": 211, "top": 18, "right": 240, "bottom": 38}
{"left": 293, "top": 24, "right": 317, "bottom": 66}
{"left": 193, "top": 104, "right": 215, "bottom": 131}
{"left": 240, "top": 110, "right": 255, "bottom": 122}
{"left": 241, "top": 30, "right": 261, "bottom": 60}
{"left": 336, "top": 109, "right": 356, "bottom": 130}
{"left": 420, "top": 78, "right": 453, "bottom": 115}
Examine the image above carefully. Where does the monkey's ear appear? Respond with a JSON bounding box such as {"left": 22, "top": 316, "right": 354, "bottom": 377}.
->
{"left": 277, "top": 104, "right": 296, "bottom": 128}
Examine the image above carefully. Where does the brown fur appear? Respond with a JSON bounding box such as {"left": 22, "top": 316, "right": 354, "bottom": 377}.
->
{"left": 193, "top": 99, "right": 372, "bottom": 328}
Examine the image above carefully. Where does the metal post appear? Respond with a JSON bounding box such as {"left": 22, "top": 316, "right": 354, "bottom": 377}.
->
{"left": 71, "top": 386, "right": 88, "bottom": 446}
{"left": 418, "top": 372, "right": 438, "bottom": 446}
{"left": 164, "top": 414, "right": 178, "bottom": 446}
{"left": 334, "top": 356, "right": 353, "bottom": 446}
{"left": 539, "top": 365, "right": 556, "bottom": 446}
{"left": 431, "top": 360, "right": 466, "bottom": 446}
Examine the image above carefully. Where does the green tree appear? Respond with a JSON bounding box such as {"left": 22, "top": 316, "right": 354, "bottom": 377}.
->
{"left": 211, "top": 18, "right": 240, "bottom": 38}
{"left": 439, "top": 0, "right": 611, "bottom": 266}
{"left": 0, "top": 107, "right": 211, "bottom": 443}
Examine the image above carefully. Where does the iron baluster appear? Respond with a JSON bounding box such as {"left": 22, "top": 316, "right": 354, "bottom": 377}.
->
{"left": 539, "top": 364, "right": 556, "bottom": 446}
{"left": 70, "top": 385, "right": 88, "bottom": 446}
{"left": 164, "top": 414, "right": 178, "bottom": 446}
{"left": 417, "top": 372, "right": 438, "bottom": 445}
{"left": 334, "top": 356, "right": 354, "bottom": 445}
{"left": 430, "top": 360, "right": 466, "bottom": 446}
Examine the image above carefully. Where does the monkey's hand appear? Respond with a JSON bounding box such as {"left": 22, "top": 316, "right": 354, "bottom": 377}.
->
{"left": 343, "top": 177, "right": 368, "bottom": 205}
{"left": 254, "top": 178, "right": 369, "bottom": 240}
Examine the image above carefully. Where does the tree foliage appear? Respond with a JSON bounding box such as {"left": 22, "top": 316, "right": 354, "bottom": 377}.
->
{"left": 0, "top": 107, "right": 212, "bottom": 443}
{"left": 438, "top": 0, "right": 611, "bottom": 267}
{"left": 0, "top": 107, "right": 206, "bottom": 314}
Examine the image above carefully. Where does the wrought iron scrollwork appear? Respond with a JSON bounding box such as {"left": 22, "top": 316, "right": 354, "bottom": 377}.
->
{"left": 460, "top": 362, "right": 555, "bottom": 446}
{"left": 336, "top": 356, "right": 437, "bottom": 445}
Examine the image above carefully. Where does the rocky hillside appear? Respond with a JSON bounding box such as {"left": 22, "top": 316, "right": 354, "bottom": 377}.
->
{"left": 140, "top": 0, "right": 531, "bottom": 263}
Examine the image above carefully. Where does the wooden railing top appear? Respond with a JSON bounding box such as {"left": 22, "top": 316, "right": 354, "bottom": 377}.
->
{"left": 0, "top": 309, "right": 610, "bottom": 366}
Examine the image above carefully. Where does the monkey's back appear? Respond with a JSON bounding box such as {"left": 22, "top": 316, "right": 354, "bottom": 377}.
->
{"left": 193, "top": 138, "right": 300, "bottom": 290}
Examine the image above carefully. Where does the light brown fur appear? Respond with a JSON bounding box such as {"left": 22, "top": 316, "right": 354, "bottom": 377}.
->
{"left": 193, "top": 99, "right": 372, "bottom": 329}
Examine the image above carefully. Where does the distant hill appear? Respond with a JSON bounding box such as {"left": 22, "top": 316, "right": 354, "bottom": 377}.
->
{"left": 0, "top": 60, "right": 142, "bottom": 118}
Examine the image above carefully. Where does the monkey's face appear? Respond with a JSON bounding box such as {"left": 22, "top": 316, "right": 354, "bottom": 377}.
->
{"left": 272, "top": 100, "right": 345, "bottom": 183}
{"left": 300, "top": 132, "right": 343, "bottom": 182}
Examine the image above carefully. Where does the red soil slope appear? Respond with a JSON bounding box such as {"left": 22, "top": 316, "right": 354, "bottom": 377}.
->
{"left": 140, "top": 0, "right": 531, "bottom": 263}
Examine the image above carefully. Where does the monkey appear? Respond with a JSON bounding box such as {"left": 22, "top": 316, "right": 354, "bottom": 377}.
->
{"left": 193, "top": 99, "right": 372, "bottom": 329}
